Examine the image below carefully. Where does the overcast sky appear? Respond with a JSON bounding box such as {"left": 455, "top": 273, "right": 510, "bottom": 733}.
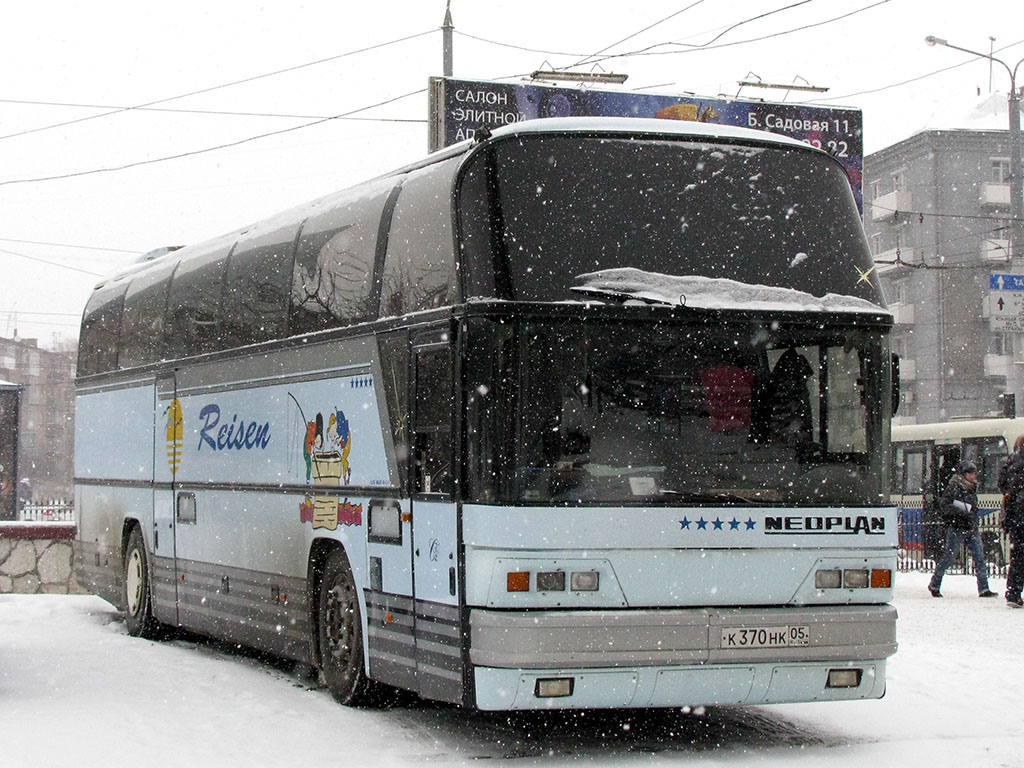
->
{"left": 1, "top": 0, "right": 1022, "bottom": 346}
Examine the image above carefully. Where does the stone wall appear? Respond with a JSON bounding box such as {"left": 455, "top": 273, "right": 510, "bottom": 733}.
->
{"left": 0, "top": 522, "right": 84, "bottom": 594}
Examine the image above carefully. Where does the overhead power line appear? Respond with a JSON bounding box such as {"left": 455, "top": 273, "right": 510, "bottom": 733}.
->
{"left": 452, "top": 30, "right": 588, "bottom": 58}
{"left": 0, "top": 28, "right": 436, "bottom": 143}
{"left": 0, "top": 237, "right": 140, "bottom": 255}
{"left": 813, "top": 37, "right": 1024, "bottom": 102}
{"left": 0, "top": 246, "right": 105, "bottom": 276}
{"left": 0, "top": 97, "right": 430, "bottom": 124}
{"left": 0, "top": 310, "right": 81, "bottom": 317}
{"left": 869, "top": 201, "right": 1023, "bottom": 224}
{"left": 579, "top": 0, "right": 889, "bottom": 67}
{"left": 572, "top": 1, "right": 707, "bottom": 68}
{"left": 672, "top": 0, "right": 817, "bottom": 51}
{"left": 0, "top": 89, "right": 426, "bottom": 188}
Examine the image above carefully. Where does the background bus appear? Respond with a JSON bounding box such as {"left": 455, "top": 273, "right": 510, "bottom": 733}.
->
{"left": 75, "top": 116, "right": 898, "bottom": 711}
{"left": 890, "top": 418, "right": 1021, "bottom": 573}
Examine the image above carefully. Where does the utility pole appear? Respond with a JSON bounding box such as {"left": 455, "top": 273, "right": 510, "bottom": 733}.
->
{"left": 926, "top": 36, "right": 1023, "bottom": 264}
{"left": 442, "top": 1, "right": 453, "bottom": 78}
{"left": 927, "top": 36, "right": 1024, "bottom": 415}
{"left": 990, "top": 37, "right": 996, "bottom": 93}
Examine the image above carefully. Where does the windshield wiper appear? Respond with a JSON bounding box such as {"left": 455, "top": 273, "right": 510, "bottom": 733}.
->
{"left": 659, "top": 489, "right": 777, "bottom": 504}
{"left": 568, "top": 285, "right": 678, "bottom": 307}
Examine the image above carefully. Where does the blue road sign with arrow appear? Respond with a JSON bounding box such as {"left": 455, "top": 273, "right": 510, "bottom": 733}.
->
{"left": 990, "top": 274, "right": 1024, "bottom": 291}
{"left": 990, "top": 275, "right": 1024, "bottom": 331}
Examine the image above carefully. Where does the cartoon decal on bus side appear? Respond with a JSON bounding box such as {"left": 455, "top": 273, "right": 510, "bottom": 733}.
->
{"left": 289, "top": 392, "right": 361, "bottom": 530}
{"left": 165, "top": 397, "right": 183, "bottom": 474}
{"left": 157, "top": 374, "right": 385, "bottom": 532}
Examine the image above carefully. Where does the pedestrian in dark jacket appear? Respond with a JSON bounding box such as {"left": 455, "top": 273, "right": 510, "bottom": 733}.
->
{"left": 928, "top": 460, "right": 997, "bottom": 598}
{"left": 998, "top": 436, "right": 1024, "bottom": 607}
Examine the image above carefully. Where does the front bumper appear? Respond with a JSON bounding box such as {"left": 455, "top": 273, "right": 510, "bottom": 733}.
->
{"left": 470, "top": 603, "right": 896, "bottom": 710}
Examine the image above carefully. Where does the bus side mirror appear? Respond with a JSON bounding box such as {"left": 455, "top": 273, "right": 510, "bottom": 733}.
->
{"left": 891, "top": 353, "right": 900, "bottom": 415}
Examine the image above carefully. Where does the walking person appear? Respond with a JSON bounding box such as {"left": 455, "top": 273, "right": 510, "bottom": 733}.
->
{"left": 928, "top": 460, "right": 998, "bottom": 598}
{"left": 998, "top": 437, "right": 1024, "bottom": 608}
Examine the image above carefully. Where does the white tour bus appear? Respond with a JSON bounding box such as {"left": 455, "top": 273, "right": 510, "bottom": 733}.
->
{"left": 891, "top": 418, "right": 1022, "bottom": 567}
{"left": 75, "top": 117, "right": 898, "bottom": 711}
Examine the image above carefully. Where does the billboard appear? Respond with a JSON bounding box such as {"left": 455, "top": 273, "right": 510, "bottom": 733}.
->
{"left": 428, "top": 77, "right": 863, "bottom": 211}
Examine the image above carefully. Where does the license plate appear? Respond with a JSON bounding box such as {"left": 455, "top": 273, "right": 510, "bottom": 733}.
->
{"left": 721, "top": 625, "right": 810, "bottom": 649}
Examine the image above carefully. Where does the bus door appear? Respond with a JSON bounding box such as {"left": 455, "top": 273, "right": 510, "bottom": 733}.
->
{"left": 893, "top": 442, "right": 929, "bottom": 558}
{"left": 409, "top": 340, "right": 462, "bottom": 703}
{"left": 152, "top": 373, "right": 180, "bottom": 625}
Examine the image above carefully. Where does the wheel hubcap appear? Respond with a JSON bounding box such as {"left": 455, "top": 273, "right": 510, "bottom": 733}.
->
{"left": 126, "top": 549, "right": 143, "bottom": 616}
{"left": 325, "top": 583, "right": 354, "bottom": 662}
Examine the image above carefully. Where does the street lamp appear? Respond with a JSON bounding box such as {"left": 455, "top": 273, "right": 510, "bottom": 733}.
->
{"left": 926, "top": 36, "right": 1024, "bottom": 264}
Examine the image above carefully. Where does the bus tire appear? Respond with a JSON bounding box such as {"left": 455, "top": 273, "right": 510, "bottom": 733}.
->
{"left": 318, "top": 548, "right": 375, "bottom": 706}
{"left": 123, "top": 526, "right": 161, "bottom": 639}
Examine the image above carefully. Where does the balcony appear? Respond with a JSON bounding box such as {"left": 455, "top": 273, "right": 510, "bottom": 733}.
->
{"left": 981, "top": 238, "right": 1011, "bottom": 262}
{"left": 871, "top": 188, "right": 913, "bottom": 221}
{"left": 899, "top": 358, "right": 917, "bottom": 381}
{"left": 980, "top": 182, "right": 1010, "bottom": 208}
{"left": 890, "top": 303, "right": 915, "bottom": 324}
{"left": 874, "top": 246, "right": 915, "bottom": 274}
{"left": 984, "top": 353, "right": 1013, "bottom": 379}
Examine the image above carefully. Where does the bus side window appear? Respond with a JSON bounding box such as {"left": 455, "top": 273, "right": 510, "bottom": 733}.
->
{"left": 932, "top": 448, "right": 960, "bottom": 498}
{"left": 891, "top": 447, "right": 905, "bottom": 495}
{"left": 461, "top": 318, "right": 513, "bottom": 503}
{"left": 78, "top": 282, "right": 128, "bottom": 376}
{"left": 903, "top": 448, "right": 927, "bottom": 494}
{"left": 413, "top": 347, "right": 452, "bottom": 495}
{"left": 378, "top": 332, "right": 410, "bottom": 492}
{"left": 290, "top": 182, "right": 394, "bottom": 334}
{"left": 220, "top": 224, "right": 298, "bottom": 349}
{"left": 455, "top": 153, "right": 500, "bottom": 300}
{"left": 165, "top": 244, "right": 232, "bottom": 359}
{"left": 380, "top": 160, "right": 459, "bottom": 317}
{"left": 118, "top": 258, "right": 178, "bottom": 370}
{"left": 972, "top": 437, "right": 1008, "bottom": 494}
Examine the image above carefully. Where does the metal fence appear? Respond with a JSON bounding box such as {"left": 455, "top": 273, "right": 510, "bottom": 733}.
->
{"left": 18, "top": 499, "right": 74, "bottom": 522}
{"left": 898, "top": 512, "right": 1008, "bottom": 578}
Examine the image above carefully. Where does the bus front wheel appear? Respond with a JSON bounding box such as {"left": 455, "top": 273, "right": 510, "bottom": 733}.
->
{"left": 123, "top": 526, "right": 160, "bottom": 638}
{"left": 317, "top": 549, "right": 375, "bottom": 705}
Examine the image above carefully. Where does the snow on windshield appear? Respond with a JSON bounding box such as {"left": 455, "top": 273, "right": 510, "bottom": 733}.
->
{"left": 571, "top": 267, "right": 889, "bottom": 314}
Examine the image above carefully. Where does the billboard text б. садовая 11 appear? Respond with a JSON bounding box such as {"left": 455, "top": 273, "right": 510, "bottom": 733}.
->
{"left": 428, "top": 77, "right": 863, "bottom": 211}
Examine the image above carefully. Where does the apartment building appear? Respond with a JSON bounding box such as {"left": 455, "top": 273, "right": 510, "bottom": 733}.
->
{"left": 864, "top": 93, "right": 1022, "bottom": 424}
{"left": 0, "top": 336, "right": 75, "bottom": 507}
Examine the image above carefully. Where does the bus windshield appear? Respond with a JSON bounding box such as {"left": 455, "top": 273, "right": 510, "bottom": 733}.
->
{"left": 460, "top": 135, "right": 882, "bottom": 307}
{"left": 509, "top": 319, "right": 887, "bottom": 506}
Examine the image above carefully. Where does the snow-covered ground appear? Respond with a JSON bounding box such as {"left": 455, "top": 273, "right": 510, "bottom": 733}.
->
{"left": 2, "top": 571, "right": 1023, "bottom": 767}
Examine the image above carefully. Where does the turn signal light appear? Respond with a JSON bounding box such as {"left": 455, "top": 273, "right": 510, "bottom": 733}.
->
{"left": 814, "top": 568, "right": 892, "bottom": 589}
{"left": 507, "top": 571, "right": 530, "bottom": 592}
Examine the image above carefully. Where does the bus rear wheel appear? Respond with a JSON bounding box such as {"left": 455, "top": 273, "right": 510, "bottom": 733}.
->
{"left": 317, "top": 549, "right": 376, "bottom": 705}
{"left": 123, "top": 526, "right": 161, "bottom": 638}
